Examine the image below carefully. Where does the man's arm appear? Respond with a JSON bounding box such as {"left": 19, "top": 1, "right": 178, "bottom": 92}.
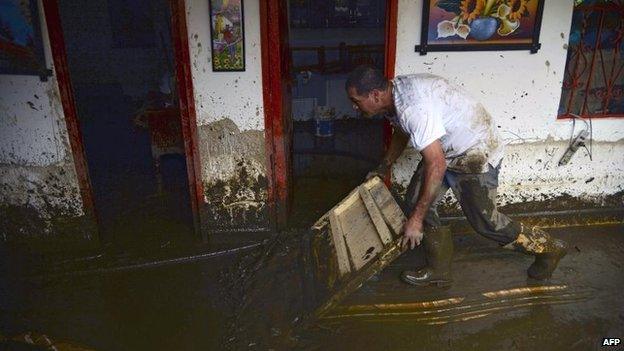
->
{"left": 367, "top": 128, "right": 409, "bottom": 179}
{"left": 402, "top": 139, "right": 447, "bottom": 249}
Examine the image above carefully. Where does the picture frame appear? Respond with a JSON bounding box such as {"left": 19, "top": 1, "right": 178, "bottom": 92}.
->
{"left": 415, "top": 0, "right": 545, "bottom": 55}
{"left": 0, "top": 0, "right": 51, "bottom": 80}
{"left": 208, "top": 0, "right": 245, "bottom": 71}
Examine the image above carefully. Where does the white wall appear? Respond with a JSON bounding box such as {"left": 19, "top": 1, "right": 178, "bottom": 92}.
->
{"left": 0, "top": 0, "right": 68, "bottom": 167}
{"left": 185, "top": 0, "right": 269, "bottom": 228}
{"left": 185, "top": 0, "right": 265, "bottom": 131}
{"left": 0, "top": 75, "right": 67, "bottom": 166}
{"left": 0, "top": 0, "right": 83, "bottom": 217}
{"left": 392, "top": 0, "right": 624, "bottom": 204}
{"left": 3, "top": 0, "right": 618, "bottom": 239}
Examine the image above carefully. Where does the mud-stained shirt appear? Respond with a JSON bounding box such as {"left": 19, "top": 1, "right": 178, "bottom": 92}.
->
{"left": 389, "top": 74, "right": 504, "bottom": 174}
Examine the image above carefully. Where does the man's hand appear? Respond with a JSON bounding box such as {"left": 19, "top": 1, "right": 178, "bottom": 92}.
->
{"left": 401, "top": 216, "right": 424, "bottom": 250}
{"left": 365, "top": 128, "right": 408, "bottom": 181}
{"left": 366, "top": 162, "right": 390, "bottom": 180}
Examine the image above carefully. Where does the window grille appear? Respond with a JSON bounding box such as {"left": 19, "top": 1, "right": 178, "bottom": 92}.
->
{"left": 557, "top": 1, "right": 624, "bottom": 118}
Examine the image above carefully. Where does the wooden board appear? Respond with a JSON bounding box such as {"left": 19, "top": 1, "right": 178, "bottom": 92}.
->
{"left": 359, "top": 185, "right": 393, "bottom": 245}
{"left": 337, "top": 195, "right": 384, "bottom": 270}
{"left": 364, "top": 177, "right": 406, "bottom": 236}
{"left": 329, "top": 212, "right": 351, "bottom": 275}
{"left": 308, "top": 176, "right": 407, "bottom": 318}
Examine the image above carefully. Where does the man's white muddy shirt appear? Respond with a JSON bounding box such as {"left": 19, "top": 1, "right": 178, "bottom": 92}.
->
{"left": 389, "top": 74, "right": 504, "bottom": 173}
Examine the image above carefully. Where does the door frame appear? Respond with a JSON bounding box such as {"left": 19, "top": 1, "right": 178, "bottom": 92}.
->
{"left": 260, "top": 0, "right": 399, "bottom": 229}
{"left": 169, "top": 0, "right": 204, "bottom": 239}
{"left": 42, "top": 0, "right": 98, "bottom": 232}
{"left": 260, "top": 0, "right": 292, "bottom": 230}
{"left": 42, "top": 0, "right": 204, "bottom": 241}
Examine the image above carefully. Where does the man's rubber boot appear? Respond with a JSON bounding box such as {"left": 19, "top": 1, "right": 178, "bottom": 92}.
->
{"left": 504, "top": 225, "right": 568, "bottom": 280}
{"left": 400, "top": 225, "right": 453, "bottom": 287}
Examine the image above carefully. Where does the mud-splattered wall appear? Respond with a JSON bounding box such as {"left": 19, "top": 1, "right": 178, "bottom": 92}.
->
{"left": 0, "top": 5, "right": 87, "bottom": 245}
{"left": 3, "top": 0, "right": 621, "bottom": 246}
{"left": 392, "top": 0, "right": 624, "bottom": 209}
{"left": 185, "top": 0, "right": 268, "bottom": 231}
{"left": 184, "top": 0, "right": 624, "bottom": 233}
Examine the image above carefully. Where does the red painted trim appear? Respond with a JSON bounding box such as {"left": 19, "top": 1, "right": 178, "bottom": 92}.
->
{"left": 170, "top": 0, "right": 205, "bottom": 239}
{"left": 383, "top": 0, "right": 398, "bottom": 186}
{"left": 384, "top": 0, "right": 398, "bottom": 80}
{"left": 42, "top": 0, "right": 97, "bottom": 223}
{"left": 259, "top": 1, "right": 274, "bottom": 228}
{"left": 260, "top": 0, "right": 291, "bottom": 230}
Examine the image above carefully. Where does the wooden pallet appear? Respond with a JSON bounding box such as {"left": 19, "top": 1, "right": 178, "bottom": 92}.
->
{"left": 309, "top": 176, "right": 407, "bottom": 317}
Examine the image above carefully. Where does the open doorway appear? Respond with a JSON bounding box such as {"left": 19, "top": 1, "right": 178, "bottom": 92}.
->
{"left": 286, "top": 0, "right": 391, "bottom": 226}
{"left": 55, "top": 0, "right": 195, "bottom": 249}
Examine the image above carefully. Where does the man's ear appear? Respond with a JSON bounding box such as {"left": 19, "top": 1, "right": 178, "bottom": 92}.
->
{"left": 372, "top": 89, "right": 381, "bottom": 102}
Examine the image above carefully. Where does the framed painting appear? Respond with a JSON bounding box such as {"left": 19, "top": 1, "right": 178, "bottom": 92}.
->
{"left": 415, "top": 0, "right": 545, "bottom": 55}
{"left": 209, "top": 0, "right": 245, "bottom": 71}
{"left": 0, "top": 0, "right": 50, "bottom": 79}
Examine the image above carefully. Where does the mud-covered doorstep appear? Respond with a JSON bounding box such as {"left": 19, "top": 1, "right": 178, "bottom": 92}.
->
{"left": 198, "top": 118, "right": 269, "bottom": 232}
{"left": 0, "top": 163, "right": 96, "bottom": 250}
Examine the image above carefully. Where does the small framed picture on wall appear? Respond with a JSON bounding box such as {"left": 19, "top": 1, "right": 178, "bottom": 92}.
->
{"left": 209, "top": 0, "right": 245, "bottom": 71}
{"left": 415, "top": 0, "right": 545, "bottom": 55}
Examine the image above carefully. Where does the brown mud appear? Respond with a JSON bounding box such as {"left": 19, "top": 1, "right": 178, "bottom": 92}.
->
{"left": 198, "top": 119, "right": 269, "bottom": 232}
{"left": 2, "top": 223, "right": 623, "bottom": 350}
{"left": 201, "top": 161, "right": 269, "bottom": 232}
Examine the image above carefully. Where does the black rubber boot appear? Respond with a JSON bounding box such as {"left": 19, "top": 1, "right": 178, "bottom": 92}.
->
{"left": 504, "top": 225, "right": 568, "bottom": 280}
{"left": 400, "top": 225, "right": 453, "bottom": 287}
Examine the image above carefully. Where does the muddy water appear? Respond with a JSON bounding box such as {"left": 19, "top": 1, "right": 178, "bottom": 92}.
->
{"left": 312, "top": 223, "right": 624, "bottom": 350}
{"left": 2, "top": 224, "right": 623, "bottom": 350}
{"left": 1, "top": 255, "right": 233, "bottom": 350}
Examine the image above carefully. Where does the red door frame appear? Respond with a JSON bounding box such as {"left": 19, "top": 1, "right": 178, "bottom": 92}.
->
{"left": 260, "top": 0, "right": 399, "bottom": 229}
{"left": 384, "top": 0, "right": 398, "bottom": 81}
{"left": 42, "top": 0, "right": 98, "bottom": 230}
{"left": 260, "top": 0, "right": 292, "bottom": 230}
{"left": 170, "top": 0, "right": 205, "bottom": 239}
{"left": 42, "top": 0, "right": 204, "bottom": 241}
{"left": 383, "top": 0, "right": 399, "bottom": 183}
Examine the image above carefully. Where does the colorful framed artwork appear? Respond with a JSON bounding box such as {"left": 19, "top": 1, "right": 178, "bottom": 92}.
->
{"left": 0, "top": 0, "right": 51, "bottom": 79}
{"left": 209, "top": 0, "right": 245, "bottom": 71}
{"left": 415, "top": 0, "right": 545, "bottom": 55}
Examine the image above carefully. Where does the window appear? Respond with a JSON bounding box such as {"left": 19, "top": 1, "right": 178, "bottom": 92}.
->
{"left": 557, "top": 1, "right": 624, "bottom": 118}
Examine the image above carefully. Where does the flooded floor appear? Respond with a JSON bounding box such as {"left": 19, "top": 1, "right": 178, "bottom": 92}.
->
{"left": 1, "top": 223, "right": 623, "bottom": 350}
{"left": 316, "top": 223, "right": 624, "bottom": 350}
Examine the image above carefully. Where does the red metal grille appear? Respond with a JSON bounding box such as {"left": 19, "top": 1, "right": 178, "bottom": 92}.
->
{"left": 558, "top": 1, "right": 624, "bottom": 119}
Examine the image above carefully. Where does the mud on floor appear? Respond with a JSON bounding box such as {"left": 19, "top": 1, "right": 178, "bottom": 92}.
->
{"left": 217, "top": 224, "right": 624, "bottom": 350}
{"left": 217, "top": 229, "right": 313, "bottom": 350}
